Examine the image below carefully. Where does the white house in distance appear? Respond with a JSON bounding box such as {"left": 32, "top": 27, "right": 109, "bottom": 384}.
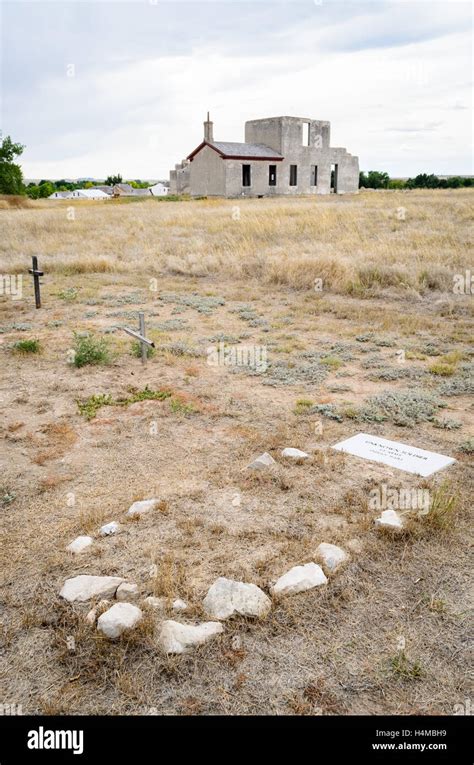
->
{"left": 48, "top": 189, "right": 110, "bottom": 200}
{"left": 149, "top": 182, "right": 169, "bottom": 196}
{"left": 49, "top": 191, "right": 73, "bottom": 199}
{"left": 48, "top": 184, "right": 167, "bottom": 200}
{"left": 70, "top": 189, "right": 110, "bottom": 200}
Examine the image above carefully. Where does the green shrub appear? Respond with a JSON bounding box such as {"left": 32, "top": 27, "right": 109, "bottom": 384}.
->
{"left": 76, "top": 386, "right": 172, "bottom": 419}
{"left": 76, "top": 394, "right": 113, "bottom": 420}
{"left": 12, "top": 338, "right": 40, "bottom": 354}
{"left": 320, "top": 355, "right": 343, "bottom": 369}
{"left": 73, "top": 333, "right": 110, "bottom": 368}
{"left": 169, "top": 398, "right": 195, "bottom": 415}
{"left": 459, "top": 437, "right": 474, "bottom": 454}
{"left": 58, "top": 287, "right": 78, "bottom": 302}
{"left": 131, "top": 340, "right": 155, "bottom": 359}
{"left": 293, "top": 398, "right": 313, "bottom": 415}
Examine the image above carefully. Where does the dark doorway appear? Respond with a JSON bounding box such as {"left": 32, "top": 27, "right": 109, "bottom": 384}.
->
{"left": 242, "top": 164, "right": 251, "bottom": 187}
{"left": 310, "top": 165, "right": 318, "bottom": 187}
{"left": 289, "top": 165, "right": 297, "bottom": 186}
{"left": 269, "top": 165, "right": 277, "bottom": 186}
{"left": 331, "top": 164, "right": 338, "bottom": 193}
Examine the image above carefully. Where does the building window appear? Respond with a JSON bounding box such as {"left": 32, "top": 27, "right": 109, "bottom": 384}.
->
{"left": 289, "top": 165, "right": 297, "bottom": 186}
{"left": 310, "top": 165, "right": 318, "bottom": 186}
{"left": 269, "top": 165, "right": 277, "bottom": 186}
{"left": 302, "top": 122, "right": 310, "bottom": 146}
{"left": 242, "top": 164, "right": 251, "bottom": 187}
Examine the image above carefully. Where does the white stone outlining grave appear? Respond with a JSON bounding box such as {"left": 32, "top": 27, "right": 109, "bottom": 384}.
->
{"left": 332, "top": 433, "right": 455, "bottom": 478}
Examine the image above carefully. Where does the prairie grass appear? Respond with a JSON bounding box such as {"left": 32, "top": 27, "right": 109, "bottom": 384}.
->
{"left": 1, "top": 190, "right": 472, "bottom": 296}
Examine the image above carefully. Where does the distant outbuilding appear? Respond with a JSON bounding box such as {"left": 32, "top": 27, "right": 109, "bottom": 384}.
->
{"left": 149, "top": 182, "right": 169, "bottom": 196}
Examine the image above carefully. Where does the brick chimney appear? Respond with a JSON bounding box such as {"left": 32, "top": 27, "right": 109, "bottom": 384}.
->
{"left": 203, "top": 112, "right": 214, "bottom": 143}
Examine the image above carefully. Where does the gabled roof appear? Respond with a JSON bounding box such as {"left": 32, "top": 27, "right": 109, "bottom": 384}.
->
{"left": 187, "top": 140, "right": 283, "bottom": 162}
{"left": 49, "top": 191, "right": 72, "bottom": 199}
{"left": 73, "top": 189, "right": 109, "bottom": 199}
{"left": 94, "top": 185, "right": 114, "bottom": 195}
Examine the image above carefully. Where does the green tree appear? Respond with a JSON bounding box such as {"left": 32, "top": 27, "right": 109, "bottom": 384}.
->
{"left": 406, "top": 173, "right": 440, "bottom": 189}
{"left": 26, "top": 185, "right": 40, "bottom": 200}
{"left": 388, "top": 179, "right": 406, "bottom": 189}
{"left": 105, "top": 174, "right": 122, "bottom": 185}
{"left": 359, "top": 170, "right": 390, "bottom": 189}
{"left": 0, "top": 135, "right": 25, "bottom": 194}
{"left": 38, "top": 181, "right": 55, "bottom": 198}
{"left": 446, "top": 176, "right": 462, "bottom": 188}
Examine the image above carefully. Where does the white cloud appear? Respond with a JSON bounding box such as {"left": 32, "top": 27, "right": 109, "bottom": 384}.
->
{"left": 8, "top": 1, "right": 472, "bottom": 178}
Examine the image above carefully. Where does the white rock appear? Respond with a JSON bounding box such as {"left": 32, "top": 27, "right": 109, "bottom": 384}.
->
{"left": 172, "top": 599, "right": 188, "bottom": 612}
{"left": 60, "top": 575, "right": 124, "bottom": 602}
{"left": 99, "top": 521, "right": 120, "bottom": 536}
{"left": 203, "top": 577, "right": 271, "bottom": 620}
{"left": 116, "top": 582, "right": 139, "bottom": 602}
{"left": 375, "top": 509, "right": 404, "bottom": 530}
{"left": 316, "top": 543, "right": 348, "bottom": 572}
{"left": 281, "top": 448, "right": 309, "bottom": 459}
{"left": 97, "top": 602, "right": 143, "bottom": 639}
{"left": 126, "top": 498, "right": 160, "bottom": 517}
{"left": 246, "top": 452, "right": 276, "bottom": 470}
{"left": 272, "top": 562, "right": 327, "bottom": 597}
{"left": 66, "top": 535, "right": 93, "bottom": 554}
{"left": 143, "top": 596, "right": 166, "bottom": 609}
{"left": 159, "top": 620, "right": 224, "bottom": 654}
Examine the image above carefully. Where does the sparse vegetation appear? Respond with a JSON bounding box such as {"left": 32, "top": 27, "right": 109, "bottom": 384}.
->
{"left": 458, "top": 437, "right": 474, "bottom": 454}
{"left": 423, "top": 482, "right": 459, "bottom": 529}
{"left": 357, "top": 390, "right": 447, "bottom": 426}
{"left": 76, "top": 393, "right": 114, "bottom": 420}
{"left": 72, "top": 333, "right": 111, "bottom": 368}
{"left": 388, "top": 651, "right": 425, "bottom": 680}
{"left": 77, "top": 387, "right": 172, "bottom": 419}
{"left": 12, "top": 338, "right": 41, "bottom": 354}
{"left": 130, "top": 340, "right": 156, "bottom": 359}
{"left": 57, "top": 287, "right": 79, "bottom": 302}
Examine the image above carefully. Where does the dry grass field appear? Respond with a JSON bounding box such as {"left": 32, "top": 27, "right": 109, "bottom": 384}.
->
{"left": 0, "top": 189, "right": 472, "bottom": 716}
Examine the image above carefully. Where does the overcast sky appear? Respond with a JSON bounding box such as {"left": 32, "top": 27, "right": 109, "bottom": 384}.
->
{"left": 1, "top": 0, "right": 472, "bottom": 180}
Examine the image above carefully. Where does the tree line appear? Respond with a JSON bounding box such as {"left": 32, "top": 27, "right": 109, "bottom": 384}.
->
{"left": 0, "top": 137, "right": 151, "bottom": 198}
{"left": 0, "top": 134, "right": 472, "bottom": 196}
{"left": 359, "top": 170, "right": 473, "bottom": 189}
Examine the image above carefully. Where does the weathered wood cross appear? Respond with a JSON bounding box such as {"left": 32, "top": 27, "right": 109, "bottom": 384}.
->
{"left": 120, "top": 311, "right": 155, "bottom": 365}
{"left": 28, "top": 256, "right": 44, "bottom": 309}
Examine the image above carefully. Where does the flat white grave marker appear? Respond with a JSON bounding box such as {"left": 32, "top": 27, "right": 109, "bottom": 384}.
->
{"left": 332, "top": 433, "right": 455, "bottom": 477}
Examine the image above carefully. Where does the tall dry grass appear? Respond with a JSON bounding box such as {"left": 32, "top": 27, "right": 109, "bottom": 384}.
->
{"left": 0, "top": 189, "right": 472, "bottom": 295}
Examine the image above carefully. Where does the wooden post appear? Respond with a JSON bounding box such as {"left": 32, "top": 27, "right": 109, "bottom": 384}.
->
{"left": 138, "top": 312, "right": 147, "bottom": 365}
{"left": 28, "top": 256, "right": 44, "bottom": 309}
{"left": 119, "top": 313, "right": 155, "bottom": 366}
